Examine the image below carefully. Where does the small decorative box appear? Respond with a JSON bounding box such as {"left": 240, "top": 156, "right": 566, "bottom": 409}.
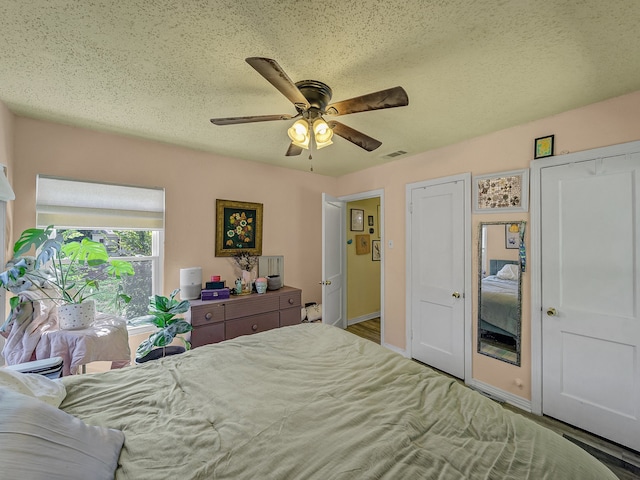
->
{"left": 205, "top": 281, "right": 226, "bottom": 290}
{"left": 201, "top": 288, "right": 230, "bottom": 301}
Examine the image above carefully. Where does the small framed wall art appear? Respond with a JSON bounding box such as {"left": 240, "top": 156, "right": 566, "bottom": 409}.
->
{"left": 215, "top": 199, "right": 263, "bottom": 257}
{"left": 350, "top": 209, "right": 364, "bottom": 231}
{"left": 372, "top": 239, "right": 381, "bottom": 261}
{"left": 473, "top": 169, "right": 529, "bottom": 213}
{"left": 355, "top": 234, "right": 370, "bottom": 255}
{"left": 534, "top": 134, "right": 554, "bottom": 159}
{"left": 505, "top": 223, "right": 521, "bottom": 249}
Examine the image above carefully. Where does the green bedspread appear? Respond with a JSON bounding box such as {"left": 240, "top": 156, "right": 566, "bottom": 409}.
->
{"left": 60, "top": 323, "right": 617, "bottom": 479}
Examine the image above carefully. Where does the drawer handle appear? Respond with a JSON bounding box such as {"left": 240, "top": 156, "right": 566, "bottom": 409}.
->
{"left": 288, "top": 298, "right": 294, "bottom": 304}
{"left": 252, "top": 324, "right": 258, "bottom": 331}
{"left": 205, "top": 312, "right": 212, "bottom": 320}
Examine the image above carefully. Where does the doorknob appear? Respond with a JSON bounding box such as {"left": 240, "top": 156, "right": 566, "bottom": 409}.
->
{"left": 546, "top": 307, "right": 557, "bottom": 317}
{"left": 452, "top": 292, "right": 461, "bottom": 298}
{"left": 319, "top": 280, "right": 332, "bottom": 286}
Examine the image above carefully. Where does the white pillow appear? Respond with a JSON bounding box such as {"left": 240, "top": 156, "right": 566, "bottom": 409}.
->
{"left": 0, "top": 368, "right": 66, "bottom": 407}
{"left": 496, "top": 263, "right": 520, "bottom": 281}
{"left": 0, "top": 387, "right": 124, "bottom": 480}
{"left": 306, "top": 303, "right": 322, "bottom": 322}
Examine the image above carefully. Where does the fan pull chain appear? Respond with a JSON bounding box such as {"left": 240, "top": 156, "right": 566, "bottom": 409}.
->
{"left": 308, "top": 153, "right": 313, "bottom": 172}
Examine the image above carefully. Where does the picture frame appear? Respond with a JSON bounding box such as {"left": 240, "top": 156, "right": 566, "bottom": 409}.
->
{"left": 368, "top": 215, "right": 374, "bottom": 226}
{"left": 355, "top": 234, "right": 370, "bottom": 255}
{"left": 372, "top": 239, "right": 381, "bottom": 261}
{"left": 350, "top": 209, "right": 364, "bottom": 231}
{"left": 505, "top": 223, "right": 521, "bottom": 249}
{"left": 534, "top": 134, "right": 554, "bottom": 159}
{"left": 215, "top": 199, "right": 263, "bottom": 257}
{"left": 473, "top": 169, "right": 529, "bottom": 213}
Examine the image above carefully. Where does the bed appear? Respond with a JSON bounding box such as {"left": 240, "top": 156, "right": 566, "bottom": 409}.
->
{"left": 2, "top": 323, "right": 617, "bottom": 479}
{"left": 479, "top": 259, "right": 520, "bottom": 343}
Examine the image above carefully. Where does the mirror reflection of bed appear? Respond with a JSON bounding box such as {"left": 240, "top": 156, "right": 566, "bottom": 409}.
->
{"left": 478, "top": 222, "right": 524, "bottom": 366}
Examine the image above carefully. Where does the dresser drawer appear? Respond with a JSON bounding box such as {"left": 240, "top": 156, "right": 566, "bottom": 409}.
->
{"left": 280, "top": 307, "right": 302, "bottom": 327}
{"left": 190, "top": 323, "right": 225, "bottom": 348}
{"left": 190, "top": 303, "right": 225, "bottom": 327}
{"left": 279, "top": 289, "right": 301, "bottom": 309}
{"left": 225, "top": 295, "right": 279, "bottom": 320}
{"left": 225, "top": 311, "right": 279, "bottom": 340}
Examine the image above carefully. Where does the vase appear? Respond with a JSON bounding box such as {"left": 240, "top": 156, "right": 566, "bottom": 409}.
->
{"left": 255, "top": 277, "right": 268, "bottom": 294}
{"left": 57, "top": 300, "right": 96, "bottom": 330}
{"left": 242, "top": 270, "right": 252, "bottom": 293}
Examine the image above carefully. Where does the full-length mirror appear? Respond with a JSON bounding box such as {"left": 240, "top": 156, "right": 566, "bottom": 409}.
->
{"left": 477, "top": 221, "right": 525, "bottom": 366}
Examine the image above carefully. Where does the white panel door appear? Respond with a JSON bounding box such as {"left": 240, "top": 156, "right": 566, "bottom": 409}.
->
{"left": 322, "top": 193, "right": 345, "bottom": 328}
{"left": 541, "top": 152, "right": 640, "bottom": 451}
{"left": 410, "top": 180, "right": 465, "bottom": 378}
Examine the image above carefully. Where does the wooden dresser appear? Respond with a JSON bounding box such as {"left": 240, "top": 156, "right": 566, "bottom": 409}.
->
{"left": 187, "top": 286, "right": 302, "bottom": 348}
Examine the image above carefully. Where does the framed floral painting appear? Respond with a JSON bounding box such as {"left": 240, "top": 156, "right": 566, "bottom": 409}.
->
{"left": 473, "top": 169, "right": 529, "bottom": 213}
{"left": 215, "top": 199, "right": 263, "bottom": 257}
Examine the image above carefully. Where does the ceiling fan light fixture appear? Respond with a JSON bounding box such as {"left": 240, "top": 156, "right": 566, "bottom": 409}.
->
{"left": 313, "top": 118, "right": 333, "bottom": 149}
{"left": 287, "top": 119, "right": 310, "bottom": 149}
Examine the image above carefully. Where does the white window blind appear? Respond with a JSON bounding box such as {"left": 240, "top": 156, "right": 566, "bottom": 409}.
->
{"left": 36, "top": 176, "right": 164, "bottom": 229}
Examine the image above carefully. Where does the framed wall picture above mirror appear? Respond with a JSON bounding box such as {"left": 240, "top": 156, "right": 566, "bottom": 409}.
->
{"left": 477, "top": 221, "right": 526, "bottom": 366}
{"left": 473, "top": 169, "right": 529, "bottom": 213}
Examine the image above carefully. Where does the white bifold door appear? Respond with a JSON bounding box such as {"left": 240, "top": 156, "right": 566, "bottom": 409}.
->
{"left": 541, "top": 150, "right": 640, "bottom": 452}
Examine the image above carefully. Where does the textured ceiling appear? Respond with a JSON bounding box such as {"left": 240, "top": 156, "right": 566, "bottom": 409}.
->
{"left": 1, "top": 1, "right": 640, "bottom": 176}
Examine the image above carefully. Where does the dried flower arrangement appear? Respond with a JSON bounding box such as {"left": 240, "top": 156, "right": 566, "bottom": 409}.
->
{"left": 232, "top": 251, "right": 258, "bottom": 272}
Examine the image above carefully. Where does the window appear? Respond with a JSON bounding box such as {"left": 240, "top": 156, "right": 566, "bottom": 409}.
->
{"left": 36, "top": 176, "right": 165, "bottom": 319}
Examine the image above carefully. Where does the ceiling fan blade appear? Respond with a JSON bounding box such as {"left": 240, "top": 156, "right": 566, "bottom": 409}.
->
{"left": 246, "top": 57, "right": 310, "bottom": 110}
{"left": 210, "top": 114, "right": 293, "bottom": 126}
{"left": 328, "top": 121, "right": 382, "bottom": 152}
{"left": 285, "top": 143, "right": 303, "bottom": 156}
{"left": 325, "top": 86, "right": 408, "bottom": 116}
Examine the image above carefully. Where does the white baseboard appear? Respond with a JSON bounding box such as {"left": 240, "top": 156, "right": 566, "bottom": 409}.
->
{"left": 347, "top": 311, "right": 381, "bottom": 326}
{"left": 466, "top": 378, "right": 532, "bottom": 412}
{"left": 382, "top": 342, "right": 408, "bottom": 357}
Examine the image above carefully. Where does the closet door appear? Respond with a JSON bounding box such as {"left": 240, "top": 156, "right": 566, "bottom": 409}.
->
{"left": 541, "top": 152, "right": 640, "bottom": 452}
{"left": 409, "top": 177, "right": 466, "bottom": 379}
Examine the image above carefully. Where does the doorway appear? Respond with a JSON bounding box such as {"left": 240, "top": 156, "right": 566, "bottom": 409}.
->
{"left": 322, "top": 189, "right": 384, "bottom": 344}
{"left": 345, "top": 197, "right": 381, "bottom": 339}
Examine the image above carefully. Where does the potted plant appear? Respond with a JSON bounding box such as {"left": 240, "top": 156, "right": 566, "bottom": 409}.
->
{"left": 130, "top": 289, "right": 193, "bottom": 363}
{"left": 0, "top": 225, "right": 134, "bottom": 330}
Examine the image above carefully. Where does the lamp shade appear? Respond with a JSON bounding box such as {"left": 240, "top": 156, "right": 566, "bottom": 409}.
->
{"left": 287, "top": 119, "right": 310, "bottom": 149}
{"left": 313, "top": 118, "right": 333, "bottom": 149}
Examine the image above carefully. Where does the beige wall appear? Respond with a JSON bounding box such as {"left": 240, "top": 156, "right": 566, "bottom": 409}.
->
{"left": 4, "top": 89, "right": 640, "bottom": 399}
{"left": 0, "top": 101, "right": 14, "bottom": 365}
{"left": 10, "top": 117, "right": 337, "bottom": 306}
{"left": 346, "top": 198, "right": 381, "bottom": 321}
{"left": 337, "top": 90, "right": 640, "bottom": 399}
{"left": 0, "top": 102, "right": 14, "bottom": 251}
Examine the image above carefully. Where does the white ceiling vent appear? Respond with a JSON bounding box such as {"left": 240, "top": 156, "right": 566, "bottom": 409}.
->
{"left": 381, "top": 150, "right": 408, "bottom": 159}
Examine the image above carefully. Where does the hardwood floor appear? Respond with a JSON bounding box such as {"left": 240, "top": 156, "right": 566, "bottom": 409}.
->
{"left": 346, "top": 318, "right": 380, "bottom": 344}
{"left": 347, "top": 319, "right": 639, "bottom": 479}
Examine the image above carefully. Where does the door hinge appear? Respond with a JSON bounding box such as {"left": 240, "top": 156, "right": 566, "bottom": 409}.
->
{"left": 409, "top": 202, "right": 413, "bottom": 214}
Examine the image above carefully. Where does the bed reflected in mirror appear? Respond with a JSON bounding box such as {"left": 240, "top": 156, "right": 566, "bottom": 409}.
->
{"left": 477, "top": 221, "right": 525, "bottom": 366}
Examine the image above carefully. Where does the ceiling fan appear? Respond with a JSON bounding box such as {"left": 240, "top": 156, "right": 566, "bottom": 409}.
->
{"left": 210, "top": 57, "right": 409, "bottom": 156}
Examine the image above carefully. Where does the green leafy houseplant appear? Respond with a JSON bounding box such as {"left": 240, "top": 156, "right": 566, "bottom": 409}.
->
{"left": 130, "top": 289, "right": 193, "bottom": 360}
{"left": 0, "top": 226, "right": 134, "bottom": 329}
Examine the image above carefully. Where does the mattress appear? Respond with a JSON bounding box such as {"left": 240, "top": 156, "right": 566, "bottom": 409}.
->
{"left": 60, "top": 323, "right": 616, "bottom": 479}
